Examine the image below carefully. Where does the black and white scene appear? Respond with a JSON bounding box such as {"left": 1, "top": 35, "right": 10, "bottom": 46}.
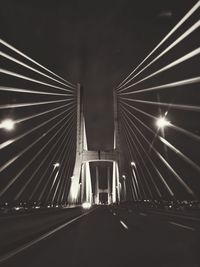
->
{"left": 0, "top": 0, "right": 200, "bottom": 266}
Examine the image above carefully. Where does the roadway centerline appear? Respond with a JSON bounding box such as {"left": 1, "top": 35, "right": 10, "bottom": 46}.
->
{"left": 120, "top": 220, "right": 129, "bottom": 230}
{"left": 0, "top": 208, "right": 97, "bottom": 264}
{"left": 168, "top": 221, "right": 195, "bottom": 231}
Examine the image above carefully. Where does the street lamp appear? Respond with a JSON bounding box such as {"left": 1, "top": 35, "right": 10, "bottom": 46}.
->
{"left": 130, "top": 161, "right": 136, "bottom": 167}
{"left": 130, "top": 161, "right": 139, "bottom": 200}
{"left": 53, "top": 162, "right": 60, "bottom": 169}
{"left": 0, "top": 118, "right": 15, "bottom": 131}
{"left": 155, "top": 116, "right": 170, "bottom": 129}
{"left": 121, "top": 175, "right": 127, "bottom": 202}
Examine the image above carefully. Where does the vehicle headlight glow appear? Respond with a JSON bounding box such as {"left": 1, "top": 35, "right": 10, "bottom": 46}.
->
{"left": 82, "top": 202, "right": 91, "bottom": 209}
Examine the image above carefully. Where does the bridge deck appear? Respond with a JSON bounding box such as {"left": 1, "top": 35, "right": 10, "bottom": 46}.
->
{"left": 1, "top": 205, "right": 199, "bottom": 267}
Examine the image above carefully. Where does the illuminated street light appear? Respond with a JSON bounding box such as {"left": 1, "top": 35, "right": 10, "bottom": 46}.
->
{"left": 131, "top": 161, "right": 136, "bottom": 167}
{"left": 0, "top": 119, "right": 15, "bottom": 131}
{"left": 156, "top": 116, "right": 170, "bottom": 129}
{"left": 53, "top": 162, "right": 60, "bottom": 168}
{"left": 82, "top": 202, "right": 91, "bottom": 209}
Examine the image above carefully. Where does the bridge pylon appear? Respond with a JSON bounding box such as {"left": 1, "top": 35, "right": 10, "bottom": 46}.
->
{"left": 67, "top": 84, "right": 122, "bottom": 205}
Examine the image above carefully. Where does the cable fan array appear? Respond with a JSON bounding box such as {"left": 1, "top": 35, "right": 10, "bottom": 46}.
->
{"left": 116, "top": 1, "right": 200, "bottom": 201}
{"left": 0, "top": 39, "right": 77, "bottom": 206}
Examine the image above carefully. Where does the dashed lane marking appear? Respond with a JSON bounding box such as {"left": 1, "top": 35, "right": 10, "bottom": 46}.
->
{"left": 120, "top": 220, "right": 129, "bottom": 230}
{"left": 139, "top": 213, "right": 147, "bottom": 216}
{"left": 168, "top": 221, "right": 195, "bottom": 231}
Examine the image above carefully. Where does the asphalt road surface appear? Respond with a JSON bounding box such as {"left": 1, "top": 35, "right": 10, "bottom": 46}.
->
{"left": 0, "top": 206, "right": 200, "bottom": 267}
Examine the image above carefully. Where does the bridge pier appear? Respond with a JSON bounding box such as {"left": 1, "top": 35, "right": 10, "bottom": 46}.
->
{"left": 67, "top": 84, "right": 122, "bottom": 205}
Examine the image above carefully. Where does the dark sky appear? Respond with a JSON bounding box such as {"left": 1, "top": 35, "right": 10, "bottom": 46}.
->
{"left": 0, "top": 0, "right": 199, "bottom": 201}
{"left": 1, "top": 0, "right": 197, "bottom": 149}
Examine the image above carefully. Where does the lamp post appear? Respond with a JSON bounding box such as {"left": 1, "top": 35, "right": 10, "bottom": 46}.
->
{"left": 53, "top": 162, "right": 60, "bottom": 169}
{"left": 155, "top": 115, "right": 170, "bottom": 158}
{"left": 122, "top": 175, "right": 127, "bottom": 201}
{"left": 130, "top": 161, "right": 140, "bottom": 200}
{"left": 45, "top": 163, "right": 60, "bottom": 206}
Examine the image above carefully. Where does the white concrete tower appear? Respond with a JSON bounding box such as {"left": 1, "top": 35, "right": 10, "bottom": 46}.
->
{"left": 68, "top": 85, "right": 122, "bottom": 205}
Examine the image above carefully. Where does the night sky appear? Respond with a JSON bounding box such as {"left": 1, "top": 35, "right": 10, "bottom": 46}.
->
{"left": 0, "top": 0, "right": 199, "bottom": 201}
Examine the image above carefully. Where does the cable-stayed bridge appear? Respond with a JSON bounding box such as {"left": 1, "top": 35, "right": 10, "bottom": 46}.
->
{"left": 0, "top": 1, "right": 200, "bottom": 266}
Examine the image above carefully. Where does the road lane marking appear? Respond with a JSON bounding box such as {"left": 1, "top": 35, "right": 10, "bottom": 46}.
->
{"left": 168, "top": 221, "right": 195, "bottom": 231}
{"left": 145, "top": 210, "right": 200, "bottom": 222}
{"left": 0, "top": 208, "right": 97, "bottom": 264}
{"left": 120, "top": 220, "right": 129, "bottom": 230}
{"left": 139, "top": 213, "right": 147, "bottom": 216}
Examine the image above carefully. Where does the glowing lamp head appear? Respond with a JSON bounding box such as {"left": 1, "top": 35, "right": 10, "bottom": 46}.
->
{"left": 131, "top": 161, "right": 136, "bottom": 167}
{"left": 53, "top": 163, "right": 60, "bottom": 168}
{"left": 0, "top": 119, "right": 15, "bottom": 131}
{"left": 82, "top": 202, "right": 91, "bottom": 209}
{"left": 156, "top": 116, "right": 170, "bottom": 129}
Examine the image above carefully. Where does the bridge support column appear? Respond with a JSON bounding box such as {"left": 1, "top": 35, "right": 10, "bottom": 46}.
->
{"left": 68, "top": 84, "right": 93, "bottom": 205}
